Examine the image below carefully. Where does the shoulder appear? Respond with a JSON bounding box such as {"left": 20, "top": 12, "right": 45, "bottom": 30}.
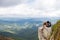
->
{"left": 38, "top": 27, "right": 43, "bottom": 30}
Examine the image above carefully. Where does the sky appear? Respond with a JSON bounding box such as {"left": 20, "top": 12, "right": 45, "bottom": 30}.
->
{"left": 0, "top": 0, "right": 60, "bottom": 18}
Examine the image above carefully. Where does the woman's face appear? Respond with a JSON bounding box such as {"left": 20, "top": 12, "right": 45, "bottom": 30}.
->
{"left": 43, "top": 25, "right": 46, "bottom": 27}
{"left": 46, "top": 23, "right": 49, "bottom": 27}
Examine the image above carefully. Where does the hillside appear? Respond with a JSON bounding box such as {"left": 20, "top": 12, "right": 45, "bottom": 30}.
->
{"left": 51, "top": 20, "right": 60, "bottom": 40}
{"left": 0, "top": 27, "right": 38, "bottom": 40}
{"left": 0, "top": 35, "right": 14, "bottom": 40}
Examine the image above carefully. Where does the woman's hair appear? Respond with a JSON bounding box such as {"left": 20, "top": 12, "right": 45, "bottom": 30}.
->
{"left": 43, "top": 22, "right": 46, "bottom": 25}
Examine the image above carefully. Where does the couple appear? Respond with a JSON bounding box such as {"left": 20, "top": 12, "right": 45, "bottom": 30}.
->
{"left": 38, "top": 21, "right": 53, "bottom": 40}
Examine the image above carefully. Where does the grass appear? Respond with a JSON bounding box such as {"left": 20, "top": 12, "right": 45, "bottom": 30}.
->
{"left": 50, "top": 20, "right": 60, "bottom": 40}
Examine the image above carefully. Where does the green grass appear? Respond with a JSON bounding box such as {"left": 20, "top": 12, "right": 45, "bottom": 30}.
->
{"left": 51, "top": 20, "right": 60, "bottom": 40}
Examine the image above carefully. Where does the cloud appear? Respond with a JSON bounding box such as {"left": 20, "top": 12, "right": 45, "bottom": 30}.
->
{"left": 56, "top": 0, "right": 60, "bottom": 10}
{"left": 30, "top": 0, "right": 56, "bottom": 11}
{"left": 0, "top": 4, "right": 59, "bottom": 18}
{"left": 0, "top": 0, "right": 34, "bottom": 7}
{"left": 0, "top": 0, "right": 59, "bottom": 18}
{"left": 0, "top": 4, "right": 42, "bottom": 18}
{"left": 0, "top": 0, "right": 20, "bottom": 7}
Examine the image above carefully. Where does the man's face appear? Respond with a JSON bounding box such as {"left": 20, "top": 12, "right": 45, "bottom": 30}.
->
{"left": 46, "top": 23, "right": 50, "bottom": 27}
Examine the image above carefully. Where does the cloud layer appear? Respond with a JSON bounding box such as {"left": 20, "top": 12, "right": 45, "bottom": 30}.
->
{"left": 0, "top": 0, "right": 59, "bottom": 18}
{"left": 0, "top": 0, "right": 34, "bottom": 7}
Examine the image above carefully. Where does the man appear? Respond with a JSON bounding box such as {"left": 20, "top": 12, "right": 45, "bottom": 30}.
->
{"left": 38, "top": 21, "right": 52, "bottom": 40}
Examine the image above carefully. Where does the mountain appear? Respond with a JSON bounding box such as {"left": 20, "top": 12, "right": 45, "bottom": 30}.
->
{"left": 0, "top": 26, "right": 38, "bottom": 40}
{"left": 0, "top": 35, "right": 14, "bottom": 40}
{"left": 0, "top": 18, "right": 42, "bottom": 40}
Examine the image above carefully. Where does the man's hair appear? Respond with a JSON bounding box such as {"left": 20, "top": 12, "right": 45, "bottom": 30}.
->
{"left": 46, "top": 21, "right": 51, "bottom": 27}
{"left": 47, "top": 21, "right": 50, "bottom": 23}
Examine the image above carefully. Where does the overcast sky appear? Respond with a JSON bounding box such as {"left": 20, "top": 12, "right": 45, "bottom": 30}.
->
{"left": 0, "top": 0, "right": 60, "bottom": 18}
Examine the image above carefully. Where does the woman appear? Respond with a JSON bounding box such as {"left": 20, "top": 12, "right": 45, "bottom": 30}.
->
{"left": 38, "top": 21, "right": 52, "bottom": 40}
